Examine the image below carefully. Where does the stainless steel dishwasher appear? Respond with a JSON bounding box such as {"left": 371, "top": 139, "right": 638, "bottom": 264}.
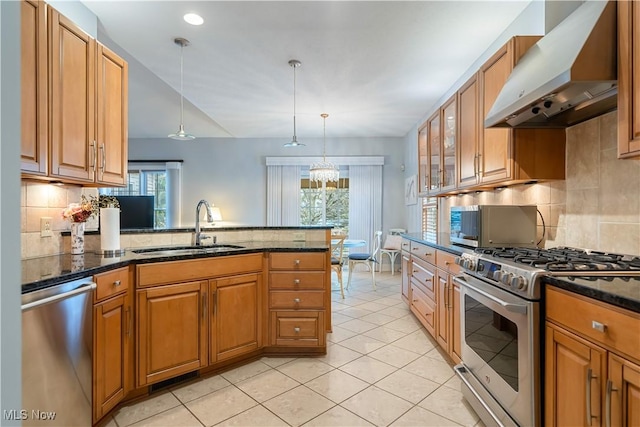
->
{"left": 22, "top": 277, "right": 96, "bottom": 426}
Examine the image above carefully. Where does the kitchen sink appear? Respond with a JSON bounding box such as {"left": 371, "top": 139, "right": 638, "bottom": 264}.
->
{"left": 132, "top": 244, "right": 245, "bottom": 257}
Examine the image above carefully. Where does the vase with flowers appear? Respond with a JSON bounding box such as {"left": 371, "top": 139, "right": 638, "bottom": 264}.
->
{"left": 62, "top": 196, "right": 95, "bottom": 254}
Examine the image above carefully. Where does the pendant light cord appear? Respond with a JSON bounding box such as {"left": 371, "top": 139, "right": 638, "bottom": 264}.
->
{"left": 292, "top": 64, "right": 297, "bottom": 138}
{"left": 180, "top": 43, "right": 185, "bottom": 126}
{"left": 322, "top": 114, "right": 328, "bottom": 161}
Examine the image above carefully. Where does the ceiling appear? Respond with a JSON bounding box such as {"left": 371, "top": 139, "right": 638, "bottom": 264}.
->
{"left": 82, "top": 1, "right": 534, "bottom": 140}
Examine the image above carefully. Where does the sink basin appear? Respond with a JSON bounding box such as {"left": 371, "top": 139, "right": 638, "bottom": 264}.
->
{"left": 133, "top": 244, "right": 245, "bottom": 256}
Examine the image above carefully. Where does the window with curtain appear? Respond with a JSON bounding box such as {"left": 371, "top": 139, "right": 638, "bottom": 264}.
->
{"left": 300, "top": 167, "right": 349, "bottom": 232}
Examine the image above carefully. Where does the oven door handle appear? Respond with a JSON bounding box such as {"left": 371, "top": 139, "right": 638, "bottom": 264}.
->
{"left": 454, "top": 275, "right": 528, "bottom": 314}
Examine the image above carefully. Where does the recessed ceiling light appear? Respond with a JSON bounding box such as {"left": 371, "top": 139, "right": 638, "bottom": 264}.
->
{"left": 183, "top": 13, "right": 203, "bottom": 26}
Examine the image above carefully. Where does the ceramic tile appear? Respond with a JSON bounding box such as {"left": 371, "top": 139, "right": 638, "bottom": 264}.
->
{"left": 566, "top": 117, "right": 600, "bottom": 190}
{"left": 383, "top": 315, "right": 422, "bottom": 333}
{"left": 214, "top": 405, "right": 288, "bottom": 426}
{"left": 418, "top": 386, "right": 479, "bottom": 426}
{"left": 375, "top": 369, "right": 439, "bottom": 404}
{"left": 390, "top": 405, "right": 461, "bottom": 426}
{"left": 378, "top": 305, "right": 411, "bottom": 319}
{"left": 356, "top": 301, "right": 389, "bottom": 312}
{"left": 276, "top": 358, "right": 334, "bottom": 383}
{"left": 170, "top": 375, "right": 231, "bottom": 404}
{"left": 599, "top": 223, "right": 640, "bottom": 255}
{"left": 341, "top": 386, "right": 413, "bottom": 426}
{"left": 336, "top": 306, "right": 373, "bottom": 319}
{"left": 599, "top": 147, "right": 640, "bottom": 223}
{"left": 235, "top": 369, "right": 300, "bottom": 403}
{"left": 443, "top": 375, "right": 463, "bottom": 391}
{"left": 302, "top": 406, "right": 373, "bottom": 427}
{"left": 128, "top": 405, "right": 203, "bottom": 427}
{"left": 261, "top": 356, "right": 297, "bottom": 368}
{"left": 185, "top": 386, "right": 257, "bottom": 426}
{"left": 326, "top": 325, "right": 359, "bottom": 343}
{"left": 391, "top": 329, "right": 437, "bottom": 354}
{"left": 599, "top": 110, "right": 617, "bottom": 150}
{"left": 403, "top": 356, "right": 455, "bottom": 384}
{"left": 113, "top": 392, "right": 182, "bottom": 427}
{"left": 317, "top": 343, "right": 363, "bottom": 368}
{"left": 368, "top": 344, "right": 421, "bottom": 368}
{"left": 220, "top": 360, "right": 273, "bottom": 384}
{"left": 331, "top": 312, "right": 353, "bottom": 325}
{"left": 339, "top": 318, "right": 378, "bottom": 333}
{"left": 362, "top": 326, "right": 408, "bottom": 344}
{"left": 305, "top": 369, "right": 370, "bottom": 403}
{"left": 359, "top": 312, "right": 397, "bottom": 326}
{"left": 262, "top": 386, "right": 335, "bottom": 427}
{"left": 339, "top": 356, "right": 396, "bottom": 383}
{"left": 338, "top": 334, "right": 386, "bottom": 355}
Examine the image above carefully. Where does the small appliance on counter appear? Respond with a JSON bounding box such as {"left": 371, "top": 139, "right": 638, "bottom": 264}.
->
{"left": 449, "top": 205, "right": 537, "bottom": 248}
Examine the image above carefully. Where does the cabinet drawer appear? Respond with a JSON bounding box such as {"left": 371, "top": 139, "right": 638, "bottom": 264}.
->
{"left": 269, "top": 252, "right": 326, "bottom": 270}
{"left": 270, "top": 311, "right": 325, "bottom": 347}
{"left": 410, "top": 241, "right": 436, "bottom": 263}
{"left": 411, "top": 258, "right": 435, "bottom": 296}
{"left": 547, "top": 287, "right": 640, "bottom": 362}
{"left": 270, "top": 272, "right": 325, "bottom": 290}
{"left": 94, "top": 267, "right": 129, "bottom": 302}
{"left": 401, "top": 239, "right": 411, "bottom": 253}
{"left": 269, "top": 291, "right": 324, "bottom": 309}
{"left": 437, "top": 251, "right": 461, "bottom": 275}
{"left": 411, "top": 284, "right": 436, "bottom": 335}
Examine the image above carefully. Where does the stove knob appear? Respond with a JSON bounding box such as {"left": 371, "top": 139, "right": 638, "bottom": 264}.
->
{"left": 454, "top": 257, "right": 463, "bottom": 266}
{"left": 477, "top": 263, "right": 485, "bottom": 272}
{"left": 501, "top": 273, "right": 513, "bottom": 286}
{"left": 492, "top": 270, "right": 503, "bottom": 281}
{"left": 510, "top": 276, "right": 528, "bottom": 291}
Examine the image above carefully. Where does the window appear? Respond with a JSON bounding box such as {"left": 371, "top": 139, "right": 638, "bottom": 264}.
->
{"left": 422, "top": 196, "right": 438, "bottom": 243}
{"left": 100, "top": 162, "right": 182, "bottom": 229}
{"left": 300, "top": 167, "right": 349, "bottom": 232}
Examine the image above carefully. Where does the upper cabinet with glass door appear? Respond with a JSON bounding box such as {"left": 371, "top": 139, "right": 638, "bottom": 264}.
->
{"left": 440, "top": 95, "right": 456, "bottom": 192}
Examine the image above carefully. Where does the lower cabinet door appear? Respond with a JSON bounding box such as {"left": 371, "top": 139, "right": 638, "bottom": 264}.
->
{"left": 94, "top": 293, "right": 130, "bottom": 422}
{"left": 211, "top": 273, "right": 262, "bottom": 363}
{"left": 608, "top": 353, "right": 640, "bottom": 427}
{"left": 137, "top": 281, "right": 208, "bottom": 386}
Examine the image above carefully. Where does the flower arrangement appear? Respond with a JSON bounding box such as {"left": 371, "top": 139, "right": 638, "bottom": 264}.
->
{"left": 62, "top": 195, "right": 120, "bottom": 223}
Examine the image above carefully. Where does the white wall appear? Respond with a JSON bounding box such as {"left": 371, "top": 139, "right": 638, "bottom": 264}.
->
{"left": 129, "top": 136, "right": 407, "bottom": 233}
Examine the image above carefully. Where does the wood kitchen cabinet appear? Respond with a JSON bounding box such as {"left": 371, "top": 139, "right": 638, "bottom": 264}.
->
{"left": 618, "top": 0, "right": 640, "bottom": 159}
{"left": 409, "top": 243, "right": 437, "bottom": 337}
{"left": 137, "top": 280, "right": 208, "bottom": 387}
{"left": 210, "top": 273, "right": 262, "bottom": 363}
{"left": 21, "top": 0, "right": 47, "bottom": 175}
{"left": 545, "top": 287, "right": 640, "bottom": 427}
{"left": 401, "top": 251, "right": 411, "bottom": 305}
{"left": 268, "top": 252, "right": 327, "bottom": 349}
{"left": 418, "top": 95, "right": 457, "bottom": 196}
{"left": 435, "top": 251, "right": 462, "bottom": 364}
{"left": 22, "top": 3, "right": 128, "bottom": 186}
{"left": 446, "top": 36, "right": 566, "bottom": 190}
{"left": 93, "top": 267, "right": 133, "bottom": 423}
{"left": 136, "top": 254, "right": 265, "bottom": 386}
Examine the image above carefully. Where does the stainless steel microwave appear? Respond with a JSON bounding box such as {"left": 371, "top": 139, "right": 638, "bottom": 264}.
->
{"left": 449, "top": 205, "right": 537, "bottom": 248}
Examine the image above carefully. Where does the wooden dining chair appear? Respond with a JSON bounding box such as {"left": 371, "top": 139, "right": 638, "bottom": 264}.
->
{"left": 346, "top": 230, "right": 382, "bottom": 291}
{"left": 330, "top": 234, "right": 347, "bottom": 298}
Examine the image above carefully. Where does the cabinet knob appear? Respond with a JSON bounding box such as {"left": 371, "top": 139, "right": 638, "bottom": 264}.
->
{"left": 113, "top": 280, "right": 121, "bottom": 287}
{"left": 294, "top": 327, "right": 301, "bottom": 333}
{"left": 294, "top": 279, "right": 300, "bottom": 284}
{"left": 294, "top": 259, "right": 300, "bottom": 265}
{"left": 293, "top": 298, "right": 301, "bottom": 303}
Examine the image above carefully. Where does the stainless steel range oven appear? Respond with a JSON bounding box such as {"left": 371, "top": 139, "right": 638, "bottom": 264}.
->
{"left": 453, "top": 247, "right": 640, "bottom": 427}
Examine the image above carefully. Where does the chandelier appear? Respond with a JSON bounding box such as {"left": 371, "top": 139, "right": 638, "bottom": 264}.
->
{"left": 310, "top": 113, "right": 339, "bottom": 183}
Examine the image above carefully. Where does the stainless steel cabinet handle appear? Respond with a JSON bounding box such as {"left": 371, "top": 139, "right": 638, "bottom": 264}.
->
{"left": 592, "top": 320, "right": 607, "bottom": 333}
{"left": 202, "top": 294, "right": 207, "bottom": 319}
{"left": 605, "top": 379, "right": 617, "bottom": 427}
{"left": 454, "top": 276, "right": 527, "bottom": 314}
{"left": 99, "top": 143, "right": 106, "bottom": 172}
{"left": 586, "top": 368, "right": 597, "bottom": 426}
{"left": 113, "top": 280, "right": 121, "bottom": 287}
{"left": 294, "top": 327, "right": 300, "bottom": 333}
{"left": 444, "top": 284, "right": 449, "bottom": 308}
{"left": 89, "top": 141, "right": 96, "bottom": 171}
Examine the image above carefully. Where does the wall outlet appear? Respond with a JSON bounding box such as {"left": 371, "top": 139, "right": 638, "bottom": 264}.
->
{"left": 40, "top": 217, "right": 53, "bottom": 237}
{"left": 292, "top": 232, "right": 305, "bottom": 241}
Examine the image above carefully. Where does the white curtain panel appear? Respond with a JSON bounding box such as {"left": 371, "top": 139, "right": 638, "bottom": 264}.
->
{"left": 348, "top": 165, "right": 383, "bottom": 254}
{"left": 267, "top": 165, "right": 301, "bottom": 226}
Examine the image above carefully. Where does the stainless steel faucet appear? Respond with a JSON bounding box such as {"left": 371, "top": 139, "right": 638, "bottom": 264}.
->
{"left": 194, "top": 199, "right": 215, "bottom": 245}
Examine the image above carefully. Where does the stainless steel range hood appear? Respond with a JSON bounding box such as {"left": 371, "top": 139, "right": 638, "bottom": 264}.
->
{"left": 485, "top": 1, "right": 617, "bottom": 129}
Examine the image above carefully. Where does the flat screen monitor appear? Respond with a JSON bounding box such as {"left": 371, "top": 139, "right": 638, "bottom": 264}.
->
{"left": 111, "top": 195, "right": 155, "bottom": 230}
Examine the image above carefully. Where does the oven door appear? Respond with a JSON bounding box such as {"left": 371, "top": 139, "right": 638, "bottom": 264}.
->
{"left": 453, "top": 274, "right": 540, "bottom": 427}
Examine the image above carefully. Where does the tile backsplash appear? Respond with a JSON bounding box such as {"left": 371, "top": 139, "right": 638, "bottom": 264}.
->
{"left": 441, "top": 111, "right": 640, "bottom": 255}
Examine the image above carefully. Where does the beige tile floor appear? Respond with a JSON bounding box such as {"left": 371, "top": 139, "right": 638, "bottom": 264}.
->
{"left": 104, "top": 268, "right": 483, "bottom": 427}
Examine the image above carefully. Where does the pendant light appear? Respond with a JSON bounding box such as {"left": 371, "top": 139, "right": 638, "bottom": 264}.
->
{"left": 283, "top": 59, "right": 305, "bottom": 147}
{"left": 310, "top": 113, "right": 339, "bottom": 183}
{"left": 168, "top": 37, "right": 195, "bottom": 141}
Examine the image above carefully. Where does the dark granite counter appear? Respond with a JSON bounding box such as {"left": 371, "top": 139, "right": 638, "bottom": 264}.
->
{"left": 400, "top": 232, "right": 473, "bottom": 256}
{"left": 22, "top": 240, "right": 329, "bottom": 294}
{"left": 65, "top": 225, "right": 332, "bottom": 236}
{"left": 544, "top": 276, "right": 640, "bottom": 313}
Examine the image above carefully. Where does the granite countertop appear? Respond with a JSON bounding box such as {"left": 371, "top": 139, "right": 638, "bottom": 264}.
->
{"left": 22, "top": 240, "right": 329, "bottom": 294}
{"left": 544, "top": 275, "right": 640, "bottom": 313}
{"left": 400, "top": 232, "right": 472, "bottom": 256}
